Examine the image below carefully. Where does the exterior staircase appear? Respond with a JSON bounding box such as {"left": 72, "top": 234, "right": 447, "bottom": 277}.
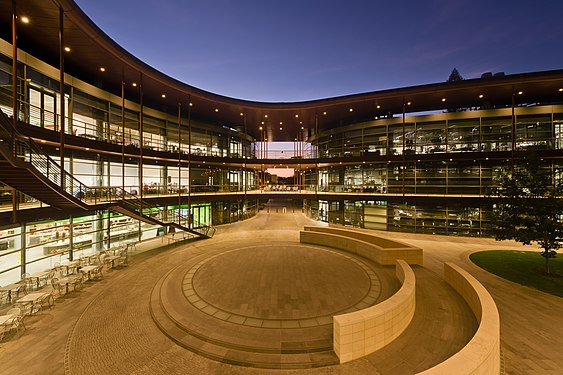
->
{"left": 0, "top": 109, "right": 214, "bottom": 238}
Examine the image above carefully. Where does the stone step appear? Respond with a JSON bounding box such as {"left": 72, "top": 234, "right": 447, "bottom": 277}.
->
{"left": 150, "top": 275, "right": 340, "bottom": 369}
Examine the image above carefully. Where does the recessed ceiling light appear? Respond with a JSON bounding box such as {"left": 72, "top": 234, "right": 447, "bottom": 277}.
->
{"left": 100, "top": 67, "right": 106, "bottom": 72}
{"left": 349, "top": 108, "right": 353, "bottom": 112}
{"left": 295, "top": 114, "right": 299, "bottom": 118}
{"left": 559, "top": 88, "right": 563, "bottom": 92}
{"left": 479, "top": 94, "right": 484, "bottom": 98}
{"left": 214, "top": 108, "right": 219, "bottom": 112}
{"left": 376, "top": 105, "right": 381, "bottom": 109}
{"left": 161, "top": 94, "right": 166, "bottom": 98}
{"left": 132, "top": 82, "right": 137, "bottom": 87}
{"left": 240, "top": 112, "right": 244, "bottom": 116}
{"left": 407, "top": 101, "right": 412, "bottom": 105}
{"left": 518, "top": 91, "right": 523, "bottom": 95}
{"left": 64, "top": 46, "right": 71, "bottom": 52}
{"left": 441, "top": 98, "right": 446, "bottom": 102}
{"left": 20, "top": 16, "right": 30, "bottom": 24}
{"left": 279, "top": 121, "right": 283, "bottom": 125}
{"left": 323, "top": 111, "right": 327, "bottom": 115}
{"left": 279, "top": 127, "right": 283, "bottom": 130}
{"left": 264, "top": 114, "right": 268, "bottom": 118}
{"left": 259, "top": 126, "right": 263, "bottom": 130}
{"left": 301, "top": 126, "right": 304, "bottom": 130}
{"left": 189, "top": 102, "right": 193, "bottom": 106}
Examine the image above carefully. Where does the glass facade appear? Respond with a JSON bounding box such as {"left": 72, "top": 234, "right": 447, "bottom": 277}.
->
{"left": 0, "top": 35, "right": 562, "bottom": 286}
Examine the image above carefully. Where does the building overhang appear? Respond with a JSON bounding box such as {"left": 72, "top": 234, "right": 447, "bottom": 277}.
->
{"left": 1, "top": 0, "right": 563, "bottom": 142}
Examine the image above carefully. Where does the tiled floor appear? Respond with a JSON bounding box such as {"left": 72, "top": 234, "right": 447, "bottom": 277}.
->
{"left": 0, "top": 201, "right": 561, "bottom": 374}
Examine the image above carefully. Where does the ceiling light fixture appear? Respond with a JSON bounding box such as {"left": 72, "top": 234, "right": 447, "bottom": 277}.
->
{"left": 100, "top": 67, "right": 106, "bottom": 72}
{"left": 20, "top": 16, "right": 30, "bottom": 24}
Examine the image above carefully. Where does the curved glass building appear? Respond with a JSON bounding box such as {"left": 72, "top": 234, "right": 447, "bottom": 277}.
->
{"left": 0, "top": 0, "right": 562, "bottom": 284}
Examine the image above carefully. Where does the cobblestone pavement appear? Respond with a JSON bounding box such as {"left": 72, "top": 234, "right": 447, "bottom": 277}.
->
{"left": 0, "top": 204, "right": 560, "bottom": 374}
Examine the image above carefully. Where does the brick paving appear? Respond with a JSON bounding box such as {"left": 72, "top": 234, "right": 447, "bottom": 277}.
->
{"left": 0, "top": 203, "right": 560, "bottom": 374}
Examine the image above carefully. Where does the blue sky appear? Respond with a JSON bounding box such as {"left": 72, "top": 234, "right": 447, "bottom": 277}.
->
{"left": 75, "top": 0, "right": 563, "bottom": 102}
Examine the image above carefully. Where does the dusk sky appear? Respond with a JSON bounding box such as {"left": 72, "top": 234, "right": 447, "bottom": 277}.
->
{"left": 75, "top": 0, "right": 563, "bottom": 103}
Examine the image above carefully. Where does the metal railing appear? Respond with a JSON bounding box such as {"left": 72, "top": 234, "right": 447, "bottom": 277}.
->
{"left": 0, "top": 109, "right": 214, "bottom": 237}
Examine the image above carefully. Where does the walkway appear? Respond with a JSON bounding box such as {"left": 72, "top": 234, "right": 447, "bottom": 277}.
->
{"left": 0, "top": 204, "right": 561, "bottom": 374}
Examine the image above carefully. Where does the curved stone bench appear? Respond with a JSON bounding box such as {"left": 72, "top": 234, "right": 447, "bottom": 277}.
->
{"left": 301, "top": 226, "right": 423, "bottom": 265}
{"left": 333, "top": 259, "right": 415, "bottom": 363}
{"left": 416, "top": 262, "right": 500, "bottom": 375}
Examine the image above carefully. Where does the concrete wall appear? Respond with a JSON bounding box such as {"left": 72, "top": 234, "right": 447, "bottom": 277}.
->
{"left": 416, "top": 262, "right": 500, "bottom": 375}
{"left": 333, "top": 260, "right": 416, "bottom": 363}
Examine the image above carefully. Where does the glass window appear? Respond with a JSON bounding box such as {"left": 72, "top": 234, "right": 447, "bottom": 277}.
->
{"left": 447, "top": 118, "right": 480, "bottom": 152}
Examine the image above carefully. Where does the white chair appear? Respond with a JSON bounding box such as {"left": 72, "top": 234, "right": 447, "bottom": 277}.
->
{"left": 50, "top": 278, "right": 67, "bottom": 299}
{"left": 90, "top": 265, "right": 104, "bottom": 280}
{"left": 6, "top": 307, "right": 26, "bottom": 336}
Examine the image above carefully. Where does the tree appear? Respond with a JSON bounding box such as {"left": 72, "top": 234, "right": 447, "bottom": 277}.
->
{"left": 447, "top": 68, "right": 464, "bottom": 82}
{"left": 489, "top": 152, "right": 563, "bottom": 274}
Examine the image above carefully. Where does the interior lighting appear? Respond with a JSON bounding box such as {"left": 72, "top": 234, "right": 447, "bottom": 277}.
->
{"left": 349, "top": 108, "right": 353, "bottom": 112}
{"left": 279, "top": 121, "right": 283, "bottom": 125}
{"left": 132, "top": 82, "right": 137, "bottom": 87}
{"left": 407, "top": 101, "right": 412, "bottom": 106}
{"left": 214, "top": 108, "right": 219, "bottom": 112}
{"left": 441, "top": 98, "right": 446, "bottom": 102}
{"left": 518, "top": 91, "right": 523, "bottom": 95}
{"left": 100, "top": 67, "right": 106, "bottom": 72}
{"left": 20, "top": 16, "right": 30, "bottom": 24}
{"left": 279, "top": 127, "right": 283, "bottom": 130}
{"left": 64, "top": 46, "right": 71, "bottom": 52}
{"left": 161, "top": 94, "right": 166, "bottom": 98}
{"left": 323, "top": 111, "right": 327, "bottom": 115}
{"left": 259, "top": 126, "right": 263, "bottom": 130}
{"left": 189, "top": 102, "right": 193, "bottom": 106}
{"left": 295, "top": 114, "right": 299, "bottom": 118}
{"left": 240, "top": 112, "right": 244, "bottom": 116}
{"left": 264, "top": 114, "right": 268, "bottom": 118}
{"left": 479, "top": 94, "right": 484, "bottom": 98}
{"left": 376, "top": 105, "right": 381, "bottom": 109}
{"left": 559, "top": 88, "right": 563, "bottom": 92}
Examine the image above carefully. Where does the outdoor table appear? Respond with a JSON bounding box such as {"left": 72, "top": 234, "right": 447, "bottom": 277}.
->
{"left": 0, "top": 313, "right": 15, "bottom": 326}
{"left": 15, "top": 292, "right": 48, "bottom": 315}
{"left": 105, "top": 255, "right": 121, "bottom": 268}
{"left": 28, "top": 271, "right": 51, "bottom": 289}
{"left": 60, "top": 261, "right": 81, "bottom": 275}
{"left": 0, "top": 283, "right": 24, "bottom": 304}
{"left": 58, "top": 277, "right": 76, "bottom": 294}
{"left": 80, "top": 265, "right": 98, "bottom": 281}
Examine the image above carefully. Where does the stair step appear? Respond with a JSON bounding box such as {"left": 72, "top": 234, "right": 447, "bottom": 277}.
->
{"left": 149, "top": 274, "right": 339, "bottom": 369}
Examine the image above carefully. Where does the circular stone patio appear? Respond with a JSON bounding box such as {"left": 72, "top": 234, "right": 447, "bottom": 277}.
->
{"left": 151, "top": 241, "right": 394, "bottom": 368}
